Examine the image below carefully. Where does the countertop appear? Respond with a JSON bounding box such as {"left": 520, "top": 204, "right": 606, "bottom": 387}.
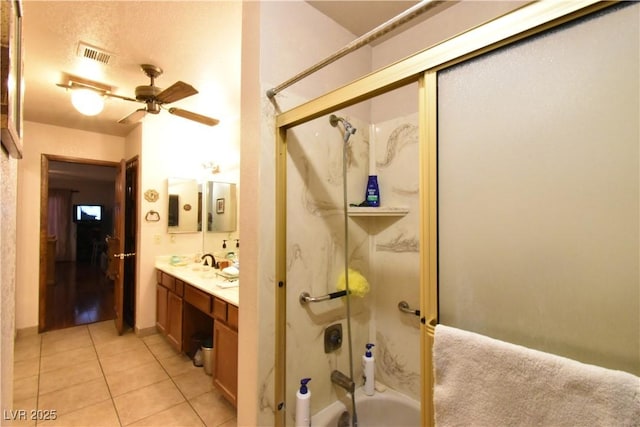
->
{"left": 155, "top": 257, "right": 239, "bottom": 307}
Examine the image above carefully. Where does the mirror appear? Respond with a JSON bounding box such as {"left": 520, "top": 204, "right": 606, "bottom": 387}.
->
{"left": 167, "top": 178, "right": 202, "bottom": 233}
{"left": 205, "top": 181, "right": 237, "bottom": 232}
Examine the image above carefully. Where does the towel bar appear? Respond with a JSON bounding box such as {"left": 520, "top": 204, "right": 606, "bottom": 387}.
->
{"left": 398, "top": 300, "right": 420, "bottom": 317}
{"left": 300, "top": 290, "right": 349, "bottom": 304}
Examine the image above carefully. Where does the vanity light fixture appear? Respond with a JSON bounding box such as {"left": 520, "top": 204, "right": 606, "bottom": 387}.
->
{"left": 201, "top": 161, "right": 220, "bottom": 174}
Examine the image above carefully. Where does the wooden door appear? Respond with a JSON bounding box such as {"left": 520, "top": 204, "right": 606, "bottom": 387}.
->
{"left": 109, "top": 159, "right": 126, "bottom": 334}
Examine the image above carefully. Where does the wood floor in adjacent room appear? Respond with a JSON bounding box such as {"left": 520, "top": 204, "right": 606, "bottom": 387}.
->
{"left": 44, "top": 261, "right": 115, "bottom": 332}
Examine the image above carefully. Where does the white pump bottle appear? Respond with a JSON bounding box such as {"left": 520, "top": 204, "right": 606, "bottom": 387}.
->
{"left": 295, "top": 378, "right": 311, "bottom": 427}
{"left": 362, "top": 343, "right": 375, "bottom": 396}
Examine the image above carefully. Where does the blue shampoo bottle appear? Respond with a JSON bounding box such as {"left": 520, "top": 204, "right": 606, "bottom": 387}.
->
{"left": 366, "top": 175, "right": 380, "bottom": 207}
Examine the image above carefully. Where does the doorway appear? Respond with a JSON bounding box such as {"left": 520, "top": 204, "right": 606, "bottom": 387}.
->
{"left": 39, "top": 154, "right": 138, "bottom": 332}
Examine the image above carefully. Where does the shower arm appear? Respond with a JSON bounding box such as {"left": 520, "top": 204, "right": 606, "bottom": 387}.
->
{"left": 299, "top": 290, "right": 349, "bottom": 304}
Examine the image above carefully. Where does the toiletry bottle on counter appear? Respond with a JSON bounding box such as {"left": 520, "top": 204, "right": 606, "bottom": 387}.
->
{"left": 295, "top": 378, "right": 312, "bottom": 427}
{"left": 363, "top": 343, "right": 375, "bottom": 395}
{"left": 366, "top": 175, "right": 380, "bottom": 207}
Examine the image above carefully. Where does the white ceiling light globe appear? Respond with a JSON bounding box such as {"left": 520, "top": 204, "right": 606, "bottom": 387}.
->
{"left": 71, "top": 88, "right": 104, "bottom": 116}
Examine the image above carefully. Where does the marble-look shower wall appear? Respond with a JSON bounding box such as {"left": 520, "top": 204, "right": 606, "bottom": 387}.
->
{"left": 285, "top": 110, "right": 372, "bottom": 421}
{"left": 372, "top": 112, "right": 421, "bottom": 400}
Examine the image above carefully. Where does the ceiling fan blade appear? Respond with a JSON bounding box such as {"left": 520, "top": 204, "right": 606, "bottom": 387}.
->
{"left": 168, "top": 108, "right": 219, "bottom": 126}
{"left": 156, "top": 81, "right": 198, "bottom": 104}
{"left": 118, "top": 109, "right": 147, "bottom": 124}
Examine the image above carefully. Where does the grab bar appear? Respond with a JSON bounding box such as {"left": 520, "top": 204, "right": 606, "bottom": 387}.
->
{"left": 300, "top": 290, "right": 349, "bottom": 304}
{"left": 398, "top": 301, "right": 420, "bottom": 317}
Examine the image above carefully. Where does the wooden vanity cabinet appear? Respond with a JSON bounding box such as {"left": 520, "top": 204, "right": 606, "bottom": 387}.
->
{"left": 212, "top": 297, "right": 238, "bottom": 407}
{"left": 156, "top": 270, "right": 183, "bottom": 352}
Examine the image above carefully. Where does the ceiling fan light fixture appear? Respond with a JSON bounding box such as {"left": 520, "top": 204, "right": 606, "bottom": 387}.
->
{"left": 71, "top": 88, "right": 105, "bottom": 116}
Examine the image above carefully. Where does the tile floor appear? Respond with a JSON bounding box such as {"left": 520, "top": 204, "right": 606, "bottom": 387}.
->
{"left": 10, "top": 321, "right": 237, "bottom": 427}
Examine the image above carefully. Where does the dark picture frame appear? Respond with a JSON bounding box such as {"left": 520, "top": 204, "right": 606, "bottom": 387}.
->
{"left": 216, "top": 198, "right": 225, "bottom": 214}
{"left": 0, "top": 0, "right": 24, "bottom": 159}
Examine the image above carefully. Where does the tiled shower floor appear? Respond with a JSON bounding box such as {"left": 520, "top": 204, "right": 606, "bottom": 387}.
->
{"left": 10, "top": 321, "right": 236, "bottom": 426}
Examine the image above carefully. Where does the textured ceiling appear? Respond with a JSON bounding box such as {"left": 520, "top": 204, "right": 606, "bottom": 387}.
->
{"left": 23, "top": 1, "right": 242, "bottom": 137}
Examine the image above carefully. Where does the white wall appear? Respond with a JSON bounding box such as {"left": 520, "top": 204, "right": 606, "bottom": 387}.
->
{"left": 135, "top": 110, "right": 241, "bottom": 332}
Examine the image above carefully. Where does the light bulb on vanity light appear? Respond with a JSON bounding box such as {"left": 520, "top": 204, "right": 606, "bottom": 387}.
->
{"left": 71, "top": 88, "right": 105, "bottom": 116}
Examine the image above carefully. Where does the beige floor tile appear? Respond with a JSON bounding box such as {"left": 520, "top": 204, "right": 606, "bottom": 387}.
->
{"left": 38, "top": 377, "right": 111, "bottom": 417}
{"left": 13, "top": 335, "right": 42, "bottom": 362}
{"left": 38, "top": 399, "right": 121, "bottom": 427}
{"left": 189, "top": 390, "right": 236, "bottom": 427}
{"left": 39, "top": 359, "right": 103, "bottom": 395}
{"left": 113, "top": 379, "right": 185, "bottom": 426}
{"left": 143, "top": 334, "right": 180, "bottom": 360}
{"left": 157, "top": 353, "right": 198, "bottom": 378}
{"left": 7, "top": 397, "right": 37, "bottom": 427}
{"left": 105, "top": 360, "right": 168, "bottom": 397}
{"left": 13, "top": 357, "right": 40, "bottom": 380}
{"left": 90, "top": 323, "right": 137, "bottom": 348}
{"left": 42, "top": 325, "right": 90, "bottom": 344}
{"left": 40, "top": 345, "right": 98, "bottom": 373}
{"left": 41, "top": 328, "right": 93, "bottom": 357}
{"left": 216, "top": 417, "right": 237, "bottom": 427}
{"left": 13, "top": 376, "right": 39, "bottom": 402}
{"left": 172, "top": 369, "right": 214, "bottom": 400}
{"left": 128, "top": 402, "right": 204, "bottom": 427}
{"left": 99, "top": 346, "right": 156, "bottom": 376}
{"left": 95, "top": 333, "right": 147, "bottom": 359}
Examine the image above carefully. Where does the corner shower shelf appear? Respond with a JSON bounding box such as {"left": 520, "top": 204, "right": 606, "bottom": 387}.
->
{"left": 347, "top": 206, "right": 409, "bottom": 217}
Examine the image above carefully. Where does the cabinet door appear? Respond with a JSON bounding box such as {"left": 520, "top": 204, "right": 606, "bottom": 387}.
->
{"left": 156, "top": 284, "right": 168, "bottom": 334}
{"left": 213, "top": 320, "right": 238, "bottom": 406}
{"left": 166, "top": 291, "right": 183, "bottom": 352}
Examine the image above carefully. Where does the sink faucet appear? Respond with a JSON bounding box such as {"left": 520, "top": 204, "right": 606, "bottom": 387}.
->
{"left": 201, "top": 253, "right": 216, "bottom": 267}
{"left": 331, "top": 370, "right": 355, "bottom": 394}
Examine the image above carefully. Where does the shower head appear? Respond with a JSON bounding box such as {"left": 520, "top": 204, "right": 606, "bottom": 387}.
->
{"left": 329, "top": 114, "right": 357, "bottom": 138}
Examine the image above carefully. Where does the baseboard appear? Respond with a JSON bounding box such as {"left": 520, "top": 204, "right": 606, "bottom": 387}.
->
{"left": 16, "top": 326, "right": 39, "bottom": 339}
{"left": 135, "top": 325, "right": 157, "bottom": 337}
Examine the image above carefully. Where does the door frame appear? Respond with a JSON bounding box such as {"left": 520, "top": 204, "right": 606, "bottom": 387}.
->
{"left": 39, "top": 154, "right": 120, "bottom": 332}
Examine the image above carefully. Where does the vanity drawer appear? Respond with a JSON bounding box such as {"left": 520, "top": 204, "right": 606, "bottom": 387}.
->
{"left": 212, "top": 297, "right": 227, "bottom": 321}
{"left": 227, "top": 304, "right": 238, "bottom": 330}
{"left": 184, "top": 285, "right": 211, "bottom": 313}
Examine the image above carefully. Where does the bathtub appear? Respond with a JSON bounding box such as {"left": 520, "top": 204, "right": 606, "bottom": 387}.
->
{"left": 311, "top": 387, "right": 420, "bottom": 427}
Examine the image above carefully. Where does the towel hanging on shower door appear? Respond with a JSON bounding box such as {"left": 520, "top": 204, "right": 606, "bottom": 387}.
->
{"left": 433, "top": 324, "right": 640, "bottom": 426}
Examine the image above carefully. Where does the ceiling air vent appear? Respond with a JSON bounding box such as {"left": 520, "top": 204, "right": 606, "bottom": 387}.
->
{"left": 76, "top": 42, "right": 113, "bottom": 65}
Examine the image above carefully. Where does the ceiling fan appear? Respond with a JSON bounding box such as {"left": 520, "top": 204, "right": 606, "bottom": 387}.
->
{"left": 57, "top": 64, "right": 219, "bottom": 127}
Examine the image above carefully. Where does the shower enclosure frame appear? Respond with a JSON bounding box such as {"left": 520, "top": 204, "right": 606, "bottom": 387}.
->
{"left": 272, "top": 1, "right": 612, "bottom": 425}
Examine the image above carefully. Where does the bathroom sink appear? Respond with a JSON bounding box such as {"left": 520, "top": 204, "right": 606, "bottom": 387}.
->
{"left": 217, "top": 280, "right": 239, "bottom": 289}
{"left": 199, "top": 267, "right": 216, "bottom": 279}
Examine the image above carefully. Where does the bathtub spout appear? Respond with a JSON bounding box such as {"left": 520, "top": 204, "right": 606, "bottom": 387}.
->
{"left": 331, "top": 370, "right": 355, "bottom": 394}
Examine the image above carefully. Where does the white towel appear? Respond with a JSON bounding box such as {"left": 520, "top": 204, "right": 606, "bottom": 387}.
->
{"left": 433, "top": 324, "right": 640, "bottom": 427}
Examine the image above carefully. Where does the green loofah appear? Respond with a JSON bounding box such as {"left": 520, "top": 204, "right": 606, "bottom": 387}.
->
{"left": 336, "top": 268, "right": 370, "bottom": 297}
